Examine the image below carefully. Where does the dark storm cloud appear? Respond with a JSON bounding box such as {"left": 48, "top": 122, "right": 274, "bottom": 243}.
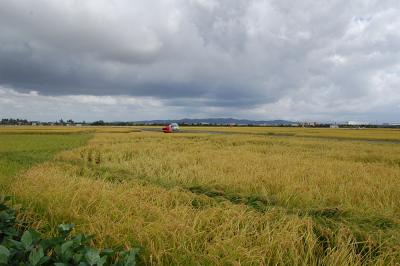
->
{"left": 0, "top": 0, "right": 400, "bottom": 121}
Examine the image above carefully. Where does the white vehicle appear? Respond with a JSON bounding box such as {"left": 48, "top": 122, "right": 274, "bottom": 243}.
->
{"left": 170, "top": 123, "right": 180, "bottom": 131}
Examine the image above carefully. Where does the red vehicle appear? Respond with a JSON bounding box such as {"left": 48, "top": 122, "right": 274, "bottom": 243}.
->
{"left": 162, "top": 124, "right": 173, "bottom": 133}
{"left": 162, "top": 123, "right": 179, "bottom": 133}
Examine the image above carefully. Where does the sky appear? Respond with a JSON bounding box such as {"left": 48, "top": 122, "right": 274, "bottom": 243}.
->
{"left": 0, "top": 0, "right": 399, "bottom": 122}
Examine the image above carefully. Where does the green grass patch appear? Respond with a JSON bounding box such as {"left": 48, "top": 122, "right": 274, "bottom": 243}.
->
{"left": 0, "top": 134, "right": 91, "bottom": 190}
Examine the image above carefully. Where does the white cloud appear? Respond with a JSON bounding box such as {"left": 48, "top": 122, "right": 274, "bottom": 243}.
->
{"left": 67, "top": 95, "right": 118, "bottom": 105}
{"left": 0, "top": 87, "right": 167, "bottom": 121}
{"left": 328, "top": 54, "right": 348, "bottom": 66}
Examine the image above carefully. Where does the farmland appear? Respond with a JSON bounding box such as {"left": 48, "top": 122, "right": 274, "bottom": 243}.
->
{"left": 1, "top": 126, "right": 400, "bottom": 265}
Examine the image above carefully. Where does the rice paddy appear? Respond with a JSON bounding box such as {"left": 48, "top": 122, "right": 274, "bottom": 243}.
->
{"left": 1, "top": 126, "right": 399, "bottom": 265}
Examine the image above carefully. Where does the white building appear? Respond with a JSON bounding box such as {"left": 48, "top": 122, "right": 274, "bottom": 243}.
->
{"left": 347, "top": 121, "right": 369, "bottom": 126}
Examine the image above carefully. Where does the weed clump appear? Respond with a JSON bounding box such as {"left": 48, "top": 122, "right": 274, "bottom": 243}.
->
{"left": 0, "top": 196, "right": 139, "bottom": 265}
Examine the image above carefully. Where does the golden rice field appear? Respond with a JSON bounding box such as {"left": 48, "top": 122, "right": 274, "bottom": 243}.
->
{"left": 180, "top": 126, "right": 400, "bottom": 142}
{"left": 0, "top": 126, "right": 140, "bottom": 134}
{"left": 1, "top": 126, "right": 400, "bottom": 265}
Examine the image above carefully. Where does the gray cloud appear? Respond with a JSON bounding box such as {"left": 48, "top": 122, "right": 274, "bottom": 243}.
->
{"left": 0, "top": 0, "right": 399, "bottom": 121}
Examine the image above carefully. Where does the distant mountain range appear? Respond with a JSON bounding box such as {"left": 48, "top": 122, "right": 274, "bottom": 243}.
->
{"left": 133, "top": 118, "right": 295, "bottom": 125}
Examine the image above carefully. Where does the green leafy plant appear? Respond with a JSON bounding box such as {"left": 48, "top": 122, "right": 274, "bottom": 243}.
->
{"left": 0, "top": 196, "right": 139, "bottom": 265}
